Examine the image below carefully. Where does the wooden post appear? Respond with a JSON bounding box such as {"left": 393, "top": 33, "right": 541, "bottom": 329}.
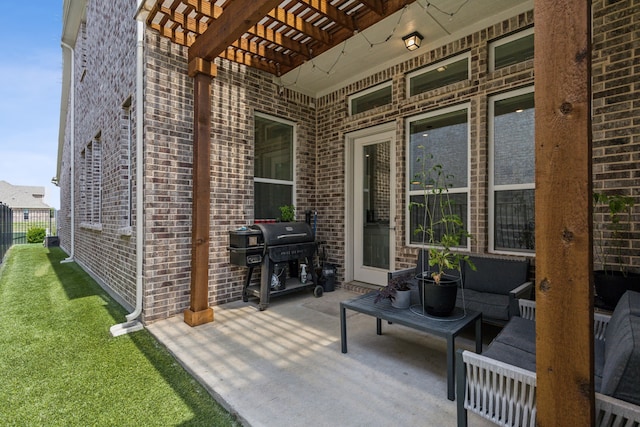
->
{"left": 534, "top": 0, "right": 593, "bottom": 424}
{"left": 184, "top": 58, "right": 217, "bottom": 327}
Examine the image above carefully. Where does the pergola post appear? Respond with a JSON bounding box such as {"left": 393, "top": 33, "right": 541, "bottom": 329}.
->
{"left": 534, "top": 0, "right": 593, "bottom": 424}
{"left": 184, "top": 58, "right": 217, "bottom": 327}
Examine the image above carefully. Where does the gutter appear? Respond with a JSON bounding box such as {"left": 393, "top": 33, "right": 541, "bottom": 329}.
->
{"left": 110, "top": 3, "right": 145, "bottom": 337}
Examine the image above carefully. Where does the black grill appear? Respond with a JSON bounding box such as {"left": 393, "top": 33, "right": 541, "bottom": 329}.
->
{"left": 229, "top": 222, "right": 322, "bottom": 310}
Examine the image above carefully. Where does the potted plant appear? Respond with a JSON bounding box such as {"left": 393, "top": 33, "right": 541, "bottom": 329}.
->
{"left": 593, "top": 192, "right": 639, "bottom": 308}
{"left": 374, "top": 276, "right": 412, "bottom": 309}
{"left": 410, "top": 148, "right": 475, "bottom": 316}
{"left": 279, "top": 205, "right": 295, "bottom": 222}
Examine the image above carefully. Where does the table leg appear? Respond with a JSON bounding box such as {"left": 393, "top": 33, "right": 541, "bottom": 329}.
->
{"left": 447, "top": 334, "right": 455, "bottom": 401}
{"left": 376, "top": 317, "right": 382, "bottom": 335}
{"left": 340, "top": 303, "right": 347, "bottom": 353}
{"left": 475, "top": 316, "right": 483, "bottom": 354}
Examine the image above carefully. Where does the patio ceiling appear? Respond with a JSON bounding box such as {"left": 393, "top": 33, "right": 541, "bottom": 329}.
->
{"left": 138, "top": 0, "right": 533, "bottom": 95}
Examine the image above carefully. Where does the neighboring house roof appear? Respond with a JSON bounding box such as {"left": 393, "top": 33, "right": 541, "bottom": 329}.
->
{"left": 0, "top": 180, "right": 52, "bottom": 209}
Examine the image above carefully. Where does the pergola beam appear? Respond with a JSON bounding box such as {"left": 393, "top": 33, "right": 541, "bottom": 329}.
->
{"left": 300, "top": 0, "right": 356, "bottom": 32}
{"left": 188, "top": 0, "right": 282, "bottom": 63}
{"left": 267, "top": 7, "right": 332, "bottom": 45}
{"left": 358, "top": 0, "right": 384, "bottom": 15}
{"left": 534, "top": 0, "right": 593, "bottom": 424}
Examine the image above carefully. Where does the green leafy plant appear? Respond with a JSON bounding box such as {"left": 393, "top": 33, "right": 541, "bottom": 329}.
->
{"left": 279, "top": 205, "right": 296, "bottom": 222}
{"left": 409, "top": 147, "right": 474, "bottom": 284}
{"left": 26, "top": 227, "right": 46, "bottom": 244}
{"left": 593, "top": 192, "right": 635, "bottom": 277}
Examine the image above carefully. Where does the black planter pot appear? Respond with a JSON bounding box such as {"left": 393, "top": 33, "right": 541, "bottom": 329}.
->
{"left": 418, "top": 273, "right": 459, "bottom": 316}
{"left": 594, "top": 270, "right": 640, "bottom": 310}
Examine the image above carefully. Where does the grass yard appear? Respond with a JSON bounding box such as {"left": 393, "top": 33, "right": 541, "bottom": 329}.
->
{"left": 0, "top": 245, "right": 239, "bottom": 426}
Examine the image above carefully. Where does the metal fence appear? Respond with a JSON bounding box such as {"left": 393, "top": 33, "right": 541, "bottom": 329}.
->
{"left": 11, "top": 209, "right": 58, "bottom": 245}
{"left": 1, "top": 203, "right": 12, "bottom": 260}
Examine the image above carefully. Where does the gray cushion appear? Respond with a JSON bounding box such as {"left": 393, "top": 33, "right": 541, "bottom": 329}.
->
{"left": 606, "top": 291, "right": 640, "bottom": 343}
{"left": 483, "top": 317, "right": 536, "bottom": 372}
{"left": 462, "top": 256, "right": 529, "bottom": 294}
{"left": 601, "top": 310, "right": 640, "bottom": 405}
{"left": 456, "top": 288, "right": 510, "bottom": 321}
{"left": 483, "top": 341, "right": 536, "bottom": 372}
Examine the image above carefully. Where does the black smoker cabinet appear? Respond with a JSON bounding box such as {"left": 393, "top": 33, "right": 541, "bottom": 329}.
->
{"left": 229, "top": 222, "right": 322, "bottom": 310}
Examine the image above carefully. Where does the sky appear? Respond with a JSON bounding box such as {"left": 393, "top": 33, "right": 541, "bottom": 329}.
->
{"left": 0, "top": 3, "right": 62, "bottom": 209}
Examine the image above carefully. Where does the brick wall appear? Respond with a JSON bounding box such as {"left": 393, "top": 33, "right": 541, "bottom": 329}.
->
{"left": 592, "top": 0, "right": 640, "bottom": 271}
{"left": 60, "top": 0, "right": 138, "bottom": 308}
{"left": 316, "top": 11, "right": 536, "bottom": 276}
{"left": 143, "top": 35, "right": 316, "bottom": 322}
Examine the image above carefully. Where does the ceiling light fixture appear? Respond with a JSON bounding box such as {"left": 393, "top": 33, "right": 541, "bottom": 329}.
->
{"left": 403, "top": 32, "right": 423, "bottom": 51}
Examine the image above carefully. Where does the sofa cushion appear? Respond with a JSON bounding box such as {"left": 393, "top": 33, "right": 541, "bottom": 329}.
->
{"left": 606, "top": 291, "right": 640, "bottom": 344}
{"left": 463, "top": 256, "right": 529, "bottom": 294}
{"left": 456, "top": 288, "right": 510, "bottom": 321}
{"left": 483, "top": 316, "right": 536, "bottom": 372}
{"left": 601, "top": 306, "right": 640, "bottom": 405}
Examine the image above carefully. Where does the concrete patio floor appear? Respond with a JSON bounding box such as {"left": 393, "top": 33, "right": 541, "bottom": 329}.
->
{"left": 147, "top": 288, "right": 499, "bottom": 426}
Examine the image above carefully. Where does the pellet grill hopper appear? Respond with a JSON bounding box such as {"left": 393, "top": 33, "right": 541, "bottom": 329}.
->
{"left": 229, "top": 222, "right": 322, "bottom": 311}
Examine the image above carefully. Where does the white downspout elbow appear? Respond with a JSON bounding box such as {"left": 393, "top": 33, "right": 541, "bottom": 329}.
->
{"left": 111, "top": 8, "right": 145, "bottom": 336}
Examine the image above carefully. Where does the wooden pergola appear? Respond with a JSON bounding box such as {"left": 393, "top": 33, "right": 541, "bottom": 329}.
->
{"left": 140, "top": 1, "right": 594, "bottom": 424}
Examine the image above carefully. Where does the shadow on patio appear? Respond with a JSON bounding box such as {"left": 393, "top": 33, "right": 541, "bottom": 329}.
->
{"left": 148, "top": 288, "right": 500, "bottom": 426}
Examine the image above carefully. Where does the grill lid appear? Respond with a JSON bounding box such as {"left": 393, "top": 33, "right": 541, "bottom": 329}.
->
{"left": 252, "top": 222, "right": 314, "bottom": 246}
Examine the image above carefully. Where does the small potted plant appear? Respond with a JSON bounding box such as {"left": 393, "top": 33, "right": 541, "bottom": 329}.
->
{"left": 410, "top": 147, "right": 475, "bottom": 316}
{"left": 593, "top": 191, "right": 639, "bottom": 308}
{"left": 279, "top": 205, "right": 296, "bottom": 222}
{"left": 374, "top": 276, "right": 412, "bottom": 309}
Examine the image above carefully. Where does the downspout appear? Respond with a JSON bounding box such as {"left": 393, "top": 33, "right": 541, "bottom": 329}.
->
{"left": 110, "top": 5, "right": 145, "bottom": 336}
{"left": 60, "top": 42, "right": 75, "bottom": 264}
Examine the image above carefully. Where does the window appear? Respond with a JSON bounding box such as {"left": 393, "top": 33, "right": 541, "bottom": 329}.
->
{"left": 407, "top": 53, "right": 470, "bottom": 97}
{"left": 23, "top": 209, "right": 29, "bottom": 220}
{"left": 254, "top": 113, "right": 295, "bottom": 220}
{"left": 489, "top": 28, "right": 534, "bottom": 72}
{"left": 122, "top": 98, "right": 133, "bottom": 228}
{"left": 407, "top": 105, "right": 470, "bottom": 247}
{"left": 348, "top": 81, "right": 392, "bottom": 115}
{"left": 489, "top": 87, "right": 535, "bottom": 253}
{"left": 82, "top": 134, "right": 102, "bottom": 225}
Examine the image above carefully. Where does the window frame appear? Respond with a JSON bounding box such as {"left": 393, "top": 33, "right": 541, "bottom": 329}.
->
{"left": 406, "top": 52, "right": 471, "bottom": 98}
{"left": 488, "top": 86, "right": 535, "bottom": 255}
{"left": 348, "top": 80, "right": 392, "bottom": 116}
{"left": 80, "top": 133, "right": 102, "bottom": 229}
{"left": 489, "top": 27, "right": 534, "bottom": 72}
{"left": 253, "top": 112, "right": 296, "bottom": 221}
{"left": 405, "top": 103, "right": 472, "bottom": 250}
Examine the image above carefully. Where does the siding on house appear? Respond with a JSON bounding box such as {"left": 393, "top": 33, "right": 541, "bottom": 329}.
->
{"left": 58, "top": 0, "right": 639, "bottom": 323}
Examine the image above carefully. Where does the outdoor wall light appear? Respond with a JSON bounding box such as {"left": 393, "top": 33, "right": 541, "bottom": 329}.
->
{"left": 403, "top": 32, "right": 423, "bottom": 51}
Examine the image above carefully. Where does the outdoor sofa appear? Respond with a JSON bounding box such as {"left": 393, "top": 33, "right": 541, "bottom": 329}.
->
{"left": 394, "top": 251, "right": 533, "bottom": 325}
{"left": 456, "top": 291, "right": 640, "bottom": 427}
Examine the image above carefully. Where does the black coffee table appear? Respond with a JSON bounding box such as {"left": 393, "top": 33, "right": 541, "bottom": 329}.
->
{"left": 340, "top": 292, "right": 482, "bottom": 400}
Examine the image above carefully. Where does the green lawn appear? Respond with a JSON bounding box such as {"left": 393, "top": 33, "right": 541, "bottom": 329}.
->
{"left": 0, "top": 245, "right": 239, "bottom": 426}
